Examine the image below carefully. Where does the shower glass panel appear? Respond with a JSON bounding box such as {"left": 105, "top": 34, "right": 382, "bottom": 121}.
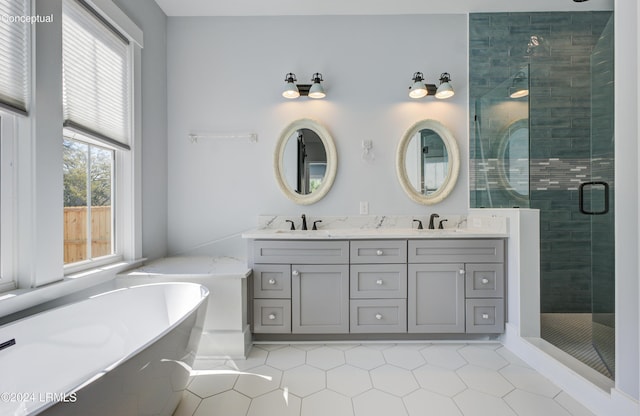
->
{"left": 589, "top": 14, "right": 615, "bottom": 378}
{"left": 469, "top": 11, "right": 615, "bottom": 380}
{"left": 472, "top": 66, "right": 530, "bottom": 209}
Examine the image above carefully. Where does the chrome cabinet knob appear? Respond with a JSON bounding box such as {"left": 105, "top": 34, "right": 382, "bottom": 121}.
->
{"left": 459, "top": 269, "right": 465, "bottom": 275}
{"left": 376, "top": 279, "right": 383, "bottom": 285}
{"left": 376, "top": 249, "right": 383, "bottom": 256}
{"left": 268, "top": 313, "right": 276, "bottom": 320}
{"left": 481, "top": 278, "right": 489, "bottom": 284}
{"left": 375, "top": 313, "right": 383, "bottom": 320}
{"left": 268, "top": 278, "right": 276, "bottom": 285}
{"left": 292, "top": 270, "right": 300, "bottom": 276}
{"left": 482, "top": 313, "right": 489, "bottom": 320}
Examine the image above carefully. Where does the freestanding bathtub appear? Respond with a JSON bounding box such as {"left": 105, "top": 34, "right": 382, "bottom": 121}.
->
{"left": 0, "top": 282, "right": 208, "bottom": 416}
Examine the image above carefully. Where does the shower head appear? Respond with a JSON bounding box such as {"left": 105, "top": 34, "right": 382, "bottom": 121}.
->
{"left": 526, "top": 35, "right": 548, "bottom": 56}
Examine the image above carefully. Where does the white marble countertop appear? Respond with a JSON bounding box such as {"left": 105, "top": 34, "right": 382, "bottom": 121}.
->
{"left": 120, "top": 256, "right": 251, "bottom": 278}
{"left": 242, "top": 214, "right": 509, "bottom": 240}
{"left": 241, "top": 228, "right": 508, "bottom": 239}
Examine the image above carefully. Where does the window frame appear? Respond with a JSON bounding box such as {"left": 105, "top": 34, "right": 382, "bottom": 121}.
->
{"left": 59, "top": 0, "right": 142, "bottom": 276}
{"left": 0, "top": 111, "right": 17, "bottom": 292}
{"left": 62, "top": 131, "right": 119, "bottom": 273}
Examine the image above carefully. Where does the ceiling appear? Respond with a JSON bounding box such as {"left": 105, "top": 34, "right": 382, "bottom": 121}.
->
{"left": 154, "top": 0, "right": 614, "bottom": 17}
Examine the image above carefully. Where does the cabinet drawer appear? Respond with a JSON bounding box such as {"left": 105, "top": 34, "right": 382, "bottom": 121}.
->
{"left": 409, "top": 239, "right": 504, "bottom": 263}
{"left": 253, "top": 299, "right": 291, "bottom": 333}
{"left": 350, "top": 299, "right": 407, "bottom": 333}
{"left": 350, "top": 264, "right": 407, "bottom": 299}
{"left": 465, "top": 263, "right": 504, "bottom": 298}
{"left": 350, "top": 240, "right": 407, "bottom": 264}
{"left": 253, "top": 264, "right": 291, "bottom": 298}
{"left": 465, "top": 299, "right": 504, "bottom": 333}
{"left": 253, "top": 240, "right": 349, "bottom": 264}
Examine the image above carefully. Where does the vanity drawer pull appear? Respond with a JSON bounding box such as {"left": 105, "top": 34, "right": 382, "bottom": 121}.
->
{"left": 292, "top": 270, "right": 300, "bottom": 276}
{"left": 268, "top": 279, "right": 277, "bottom": 285}
{"left": 482, "top": 313, "right": 489, "bottom": 320}
{"left": 376, "top": 279, "right": 383, "bottom": 285}
{"left": 481, "top": 278, "right": 489, "bottom": 284}
{"left": 376, "top": 249, "right": 384, "bottom": 256}
{"left": 459, "top": 269, "right": 465, "bottom": 275}
{"left": 268, "top": 313, "right": 277, "bottom": 320}
{"left": 375, "top": 313, "right": 383, "bottom": 320}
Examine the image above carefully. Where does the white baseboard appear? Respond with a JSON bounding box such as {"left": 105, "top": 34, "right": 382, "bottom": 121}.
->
{"left": 196, "top": 325, "right": 252, "bottom": 360}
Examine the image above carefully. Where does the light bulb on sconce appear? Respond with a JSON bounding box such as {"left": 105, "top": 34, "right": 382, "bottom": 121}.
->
{"left": 282, "top": 73, "right": 300, "bottom": 99}
{"left": 308, "top": 73, "right": 326, "bottom": 99}
{"left": 282, "top": 72, "right": 326, "bottom": 99}
{"left": 408, "top": 71, "right": 454, "bottom": 99}
{"left": 409, "top": 72, "right": 428, "bottom": 98}
{"left": 435, "top": 73, "right": 455, "bottom": 99}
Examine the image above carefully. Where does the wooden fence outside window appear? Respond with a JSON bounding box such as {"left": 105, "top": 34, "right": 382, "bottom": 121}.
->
{"left": 63, "top": 206, "right": 111, "bottom": 264}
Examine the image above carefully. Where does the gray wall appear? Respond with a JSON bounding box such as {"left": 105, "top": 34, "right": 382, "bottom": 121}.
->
{"left": 166, "top": 15, "right": 468, "bottom": 257}
{"left": 113, "top": 0, "right": 169, "bottom": 260}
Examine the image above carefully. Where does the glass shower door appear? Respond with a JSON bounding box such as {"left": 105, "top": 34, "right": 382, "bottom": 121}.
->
{"left": 588, "top": 15, "right": 615, "bottom": 378}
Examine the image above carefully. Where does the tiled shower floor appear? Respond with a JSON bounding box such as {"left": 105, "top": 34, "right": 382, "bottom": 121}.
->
{"left": 541, "top": 313, "right": 614, "bottom": 379}
{"left": 173, "top": 343, "right": 595, "bottom": 416}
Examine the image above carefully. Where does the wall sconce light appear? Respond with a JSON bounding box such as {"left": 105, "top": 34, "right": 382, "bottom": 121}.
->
{"left": 408, "top": 72, "right": 455, "bottom": 99}
{"left": 509, "top": 71, "right": 529, "bottom": 99}
{"left": 282, "top": 72, "right": 326, "bottom": 99}
{"left": 282, "top": 73, "right": 300, "bottom": 98}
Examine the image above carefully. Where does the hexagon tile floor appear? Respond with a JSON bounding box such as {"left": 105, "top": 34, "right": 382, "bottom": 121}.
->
{"left": 173, "top": 343, "right": 595, "bottom": 416}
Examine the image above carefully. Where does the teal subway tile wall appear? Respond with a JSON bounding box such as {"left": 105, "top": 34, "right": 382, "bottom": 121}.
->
{"left": 469, "top": 12, "right": 613, "bottom": 313}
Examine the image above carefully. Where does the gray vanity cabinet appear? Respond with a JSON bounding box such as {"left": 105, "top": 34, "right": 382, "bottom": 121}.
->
{"left": 408, "top": 239, "right": 505, "bottom": 334}
{"left": 251, "top": 238, "right": 505, "bottom": 336}
{"left": 251, "top": 240, "right": 350, "bottom": 334}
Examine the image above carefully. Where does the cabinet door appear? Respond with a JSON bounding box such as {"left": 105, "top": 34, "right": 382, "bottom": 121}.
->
{"left": 408, "top": 263, "right": 465, "bottom": 333}
{"left": 292, "top": 264, "right": 349, "bottom": 333}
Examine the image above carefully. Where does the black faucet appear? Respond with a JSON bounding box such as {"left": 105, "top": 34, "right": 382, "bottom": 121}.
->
{"left": 412, "top": 219, "right": 423, "bottom": 230}
{"left": 285, "top": 220, "right": 295, "bottom": 230}
{"left": 428, "top": 213, "right": 440, "bottom": 230}
{"left": 313, "top": 220, "right": 322, "bottom": 230}
{"left": 438, "top": 219, "right": 448, "bottom": 229}
{"left": 301, "top": 214, "right": 308, "bottom": 230}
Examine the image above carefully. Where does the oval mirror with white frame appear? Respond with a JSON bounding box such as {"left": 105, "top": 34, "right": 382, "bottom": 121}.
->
{"left": 396, "top": 119, "right": 460, "bottom": 205}
{"left": 274, "top": 118, "right": 337, "bottom": 205}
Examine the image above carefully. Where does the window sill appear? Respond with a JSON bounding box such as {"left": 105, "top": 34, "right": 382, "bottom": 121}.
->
{"left": 0, "top": 258, "right": 146, "bottom": 320}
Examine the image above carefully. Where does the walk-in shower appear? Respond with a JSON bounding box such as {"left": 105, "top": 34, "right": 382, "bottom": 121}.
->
{"left": 469, "top": 11, "right": 615, "bottom": 379}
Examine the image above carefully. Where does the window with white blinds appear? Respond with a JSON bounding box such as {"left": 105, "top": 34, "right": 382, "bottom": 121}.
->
{"left": 0, "top": 0, "right": 29, "bottom": 114}
{"left": 62, "top": 0, "right": 131, "bottom": 149}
